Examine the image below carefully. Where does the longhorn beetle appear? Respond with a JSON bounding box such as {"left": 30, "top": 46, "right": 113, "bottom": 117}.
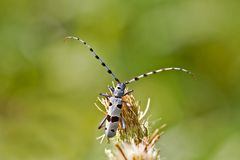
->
{"left": 65, "top": 36, "right": 193, "bottom": 138}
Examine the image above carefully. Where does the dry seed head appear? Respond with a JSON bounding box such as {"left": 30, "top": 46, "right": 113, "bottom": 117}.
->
{"left": 105, "top": 129, "right": 161, "bottom": 160}
{"left": 96, "top": 86, "right": 162, "bottom": 160}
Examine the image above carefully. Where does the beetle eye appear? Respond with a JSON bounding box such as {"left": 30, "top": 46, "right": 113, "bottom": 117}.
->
{"left": 117, "top": 87, "right": 121, "bottom": 89}
{"left": 109, "top": 102, "right": 112, "bottom": 106}
{"left": 111, "top": 129, "right": 115, "bottom": 132}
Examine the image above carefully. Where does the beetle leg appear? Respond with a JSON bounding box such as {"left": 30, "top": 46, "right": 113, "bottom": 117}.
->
{"left": 99, "top": 93, "right": 111, "bottom": 98}
{"left": 124, "top": 90, "right": 134, "bottom": 96}
{"left": 108, "top": 86, "right": 114, "bottom": 93}
{"left": 121, "top": 116, "right": 126, "bottom": 129}
{"left": 98, "top": 115, "right": 107, "bottom": 129}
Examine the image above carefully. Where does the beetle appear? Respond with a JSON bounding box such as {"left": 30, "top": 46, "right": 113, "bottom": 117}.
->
{"left": 65, "top": 36, "right": 193, "bottom": 138}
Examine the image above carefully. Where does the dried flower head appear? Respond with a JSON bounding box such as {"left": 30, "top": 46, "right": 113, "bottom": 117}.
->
{"left": 95, "top": 85, "right": 164, "bottom": 160}
{"left": 105, "top": 129, "right": 161, "bottom": 160}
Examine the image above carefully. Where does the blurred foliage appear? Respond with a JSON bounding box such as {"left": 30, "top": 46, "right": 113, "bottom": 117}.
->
{"left": 0, "top": 0, "right": 240, "bottom": 159}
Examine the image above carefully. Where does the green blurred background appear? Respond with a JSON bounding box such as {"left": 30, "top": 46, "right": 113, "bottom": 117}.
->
{"left": 1, "top": 0, "right": 240, "bottom": 159}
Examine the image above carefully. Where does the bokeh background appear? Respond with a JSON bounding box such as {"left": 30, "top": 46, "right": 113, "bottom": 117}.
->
{"left": 1, "top": 0, "right": 240, "bottom": 159}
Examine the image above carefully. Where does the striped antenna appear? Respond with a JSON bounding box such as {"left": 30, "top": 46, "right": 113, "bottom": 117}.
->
{"left": 65, "top": 36, "right": 120, "bottom": 83}
{"left": 125, "top": 67, "right": 194, "bottom": 84}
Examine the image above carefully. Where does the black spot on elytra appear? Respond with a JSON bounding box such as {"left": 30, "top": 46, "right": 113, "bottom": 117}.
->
{"left": 108, "top": 70, "right": 112, "bottom": 74}
{"left": 117, "top": 104, "right": 122, "bottom": 109}
{"left": 109, "top": 102, "right": 112, "bottom": 106}
{"left": 83, "top": 42, "right": 86, "bottom": 45}
{"left": 107, "top": 115, "right": 111, "bottom": 122}
{"left": 111, "top": 116, "right": 119, "bottom": 122}
{"left": 95, "top": 55, "right": 99, "bottom": 59}
{"left": 90, "top": 48, "right": 93, "bottom": 52}
{"left": 134, "top": 77, "right": 139, "bottom": 81}
{"left": 101, "top": 63, "right": 106, "bottom": 66}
